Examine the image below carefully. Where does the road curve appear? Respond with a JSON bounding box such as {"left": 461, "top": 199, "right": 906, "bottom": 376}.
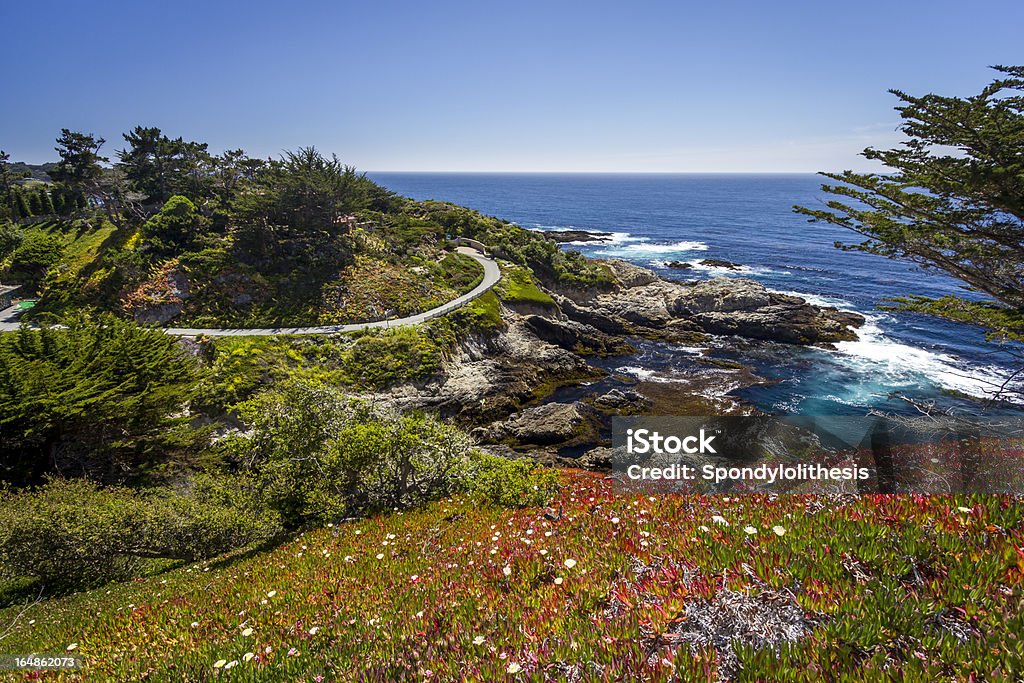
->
{"left": 0, "top": 247, "right": 501, "bottom": 337}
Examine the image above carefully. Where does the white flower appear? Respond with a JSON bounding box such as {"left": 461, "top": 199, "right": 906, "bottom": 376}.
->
{"left": 267, "top": 590, "right": 277, "bottom": 598}
{"left": 544, "top": 531, "right": 553, "bottom": 537}
{"left": 190, "top": 621, "right": 199, "bottom": 628}
{"left": 699, "top": 525, "right": 710, "bottom": 532}
{"left": 66, "top": 643, "right": 78, "bottom": 652}
{"left": 507, "top": 662, "right": 522, "bottom": 674}
{"left": 554, "top": 577, "right": 564, "bottom": 585}
{"left": 376, "top": 553, "right": 385, "bottom": 560}
{"left": 712, "top": 515, "right": 728, "bottom": 526}
{"left": 772, "top": 525, "right": 786, "bottom": 536}
{"left": 309, "top": 626, "right": 319, "bottom": 635}
{"left": 957, "top": 506, "right": 972, "bottom": 513}
{"left": 744, "top": 526, "right": 757, "bottom": 535}
{"left": 213, "top": 659, "right": 227, "bottom": 668}
{"left": 539, "top": 549, "right": 548, "bottom": 556}
{"left": 472, "top": 635, "right": 486, "bottom": 645}
{"left": 502, "top": 565, "right": 512, "bottom": 577}
{"left": 611, "top": 517, "right": 620, "bottom": 524}
{"left": 264, "top": 646, "right": 273, "bottom": 654}
{"left": 241, "top": 627, "right": 254, "bottom": 637}
{"left": 564, "top": 559, "right": 577, "bottom": 569}
{"left": 225, "top": 660, "right": 238, "bottom": 669}
{"left": 243, "top": 652, "right": 255, "bottom": 662}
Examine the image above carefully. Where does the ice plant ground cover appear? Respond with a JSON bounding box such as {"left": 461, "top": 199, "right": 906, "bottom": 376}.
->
{"left": 1, "top": 471, "right": 1023, "bottom": 681}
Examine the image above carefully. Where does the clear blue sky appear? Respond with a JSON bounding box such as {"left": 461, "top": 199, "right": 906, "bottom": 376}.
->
{"left": 1, "top": 0, "right": 1020, "bottom": 172}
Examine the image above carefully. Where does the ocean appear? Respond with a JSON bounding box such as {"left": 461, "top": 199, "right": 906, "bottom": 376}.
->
{"left": 368, "top": 173, "right": 1023, "bottom": 417}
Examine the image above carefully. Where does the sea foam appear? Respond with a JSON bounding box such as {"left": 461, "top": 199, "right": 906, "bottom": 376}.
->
{"left": 782, "top": 291, "right": 1013, "bottom": 400}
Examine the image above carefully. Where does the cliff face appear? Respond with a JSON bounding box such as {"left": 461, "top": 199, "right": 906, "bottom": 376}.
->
{"left": 373, "top": 259, "right": 865, "bottom": 467}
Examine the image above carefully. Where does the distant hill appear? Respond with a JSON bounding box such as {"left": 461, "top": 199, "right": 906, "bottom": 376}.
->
{"left": 9, "top": 161, "right": 56, "bottom": 182}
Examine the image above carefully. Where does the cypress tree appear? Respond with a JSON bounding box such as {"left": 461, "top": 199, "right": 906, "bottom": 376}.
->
{"left": 15, "top": 189, "right": 31, "bottom": 218}
{"left": 38, "top": 189, "right": 54, "bottom": 215}
{"left": 27, "top": 190, "right": 43, "bottom": 216}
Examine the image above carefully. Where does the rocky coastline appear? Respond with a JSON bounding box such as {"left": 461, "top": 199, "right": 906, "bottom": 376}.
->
{"left": 533, "top": 228, "right": 614, "bottom": 243}
{"left": 379, "top": 258, "right": 865, "bottom": 469}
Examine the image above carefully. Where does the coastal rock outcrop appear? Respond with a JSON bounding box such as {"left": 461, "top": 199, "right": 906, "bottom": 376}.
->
{"left": 523, "top": 315, "right": 634, "bottom": 355}
{"left": 483, "top": 401, "right": 602, "bottom": 446}
{"left": 671, "top": 278, "right": 864, "bottom": 345}
{"left": 698, "top": 258, "right": 744, "bottom": 270}
{"left": 554, "top": 260, "right": 863, "bottom": 347}
{"left": 377, "top": 315, "right": 600, "bottom": 421}
{"left": 535, "top": 229, "right": 614, "bottom": 244}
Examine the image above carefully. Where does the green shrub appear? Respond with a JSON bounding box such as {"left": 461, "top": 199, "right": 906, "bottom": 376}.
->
{"left": 494, "top": 264, "right": 556, "bottom": 306}
{"left": 468, "top": 453, "right": 560, "bottom": 508}
{"left": 449, "top": 290, "right": 504, "bottom": 334}
{"left": 342, "top": 325, "right": 448, "bottom": 389}
{"left": 0, "top": 311, "right": 203, "bottom": 485}
{"left": 432, "top": 251, "right": 483, "bottom": 292}
{"left": 8, "top": 232, "right": 64, "bottom": 289}
{"left": 227, "top": 379, "right": 475, "bottom": 526}
{"left": 0, "top": 221, "right": 23, "bottom": 260}
{"left": 0, "top": 477, "right": 280, "bottom": 590}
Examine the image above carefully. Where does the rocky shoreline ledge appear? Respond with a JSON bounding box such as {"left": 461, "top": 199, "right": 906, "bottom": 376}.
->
{"left": 379, "top": 258, "right": 864, "bottom": 469}
{"left": 532, "top": 228, "right": 615, "bottom": 243}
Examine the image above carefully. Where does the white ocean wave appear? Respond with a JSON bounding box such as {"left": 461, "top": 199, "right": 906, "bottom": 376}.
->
{"left": 594, "top": 240, "right": 709, "bottom": 258}
{"left": 778, "top": 290, "right": 858, "bottom": 310}
{"left": 834, "top": 318, "right": 1010, "bottom": 400}
{"left": 656, "top": 260, "right": 791, "bottom": 277}
{"left": 772, "top": 291, "right": 1014, "bottom": 400}
{"left": 533, "top": 226, "right": 649, "bottom": 246}
{"left": 614, "top": 365, "right": 685, "bottom": 383}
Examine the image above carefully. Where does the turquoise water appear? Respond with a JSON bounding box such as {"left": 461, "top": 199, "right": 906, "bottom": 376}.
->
{"left": 370, "top": 173, "right": 1023, "bottom": 416}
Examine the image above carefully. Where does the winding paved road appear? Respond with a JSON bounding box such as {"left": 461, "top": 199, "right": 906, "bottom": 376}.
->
{"left": 0, "top": 247, "right": 501, "bottom": 337}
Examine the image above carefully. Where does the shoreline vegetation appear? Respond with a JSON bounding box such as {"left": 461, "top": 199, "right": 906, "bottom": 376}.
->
{"left": 2, "top": 62, "right": 1024, "bottom": 680}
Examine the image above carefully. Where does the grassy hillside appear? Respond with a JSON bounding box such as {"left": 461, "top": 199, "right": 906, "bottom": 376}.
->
{"left": 4, "top": 182, "right": 612, "bottom": 330}
{"left": 2, "top": 471, "right": 1021, "bottom": 681}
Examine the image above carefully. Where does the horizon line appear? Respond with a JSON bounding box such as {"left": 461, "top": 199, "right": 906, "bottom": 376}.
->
{"left": 363, "top": 169, "right": 846, "bottom": 175}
